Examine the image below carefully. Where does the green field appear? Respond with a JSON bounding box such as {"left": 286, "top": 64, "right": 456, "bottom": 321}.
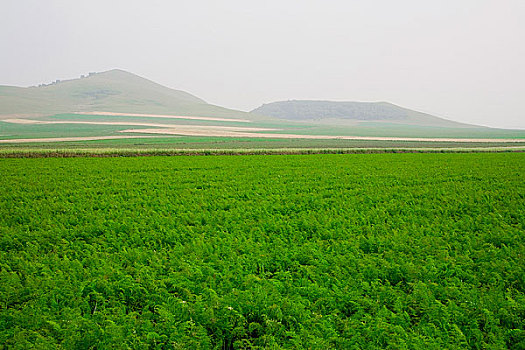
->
{"left": 3, "top": 70, "right": 525, "bottom": 152}
{"left": 2, "top": 115, "right": 525, "bottom": 152}
{"left": 2, "top": 112, "right": 525, "bottom": 152}
{"left": 3, "top": 139, "right": 525, "bottom": 154}
{"left": 1, "top": 154, "right": 524, "bottom": 348}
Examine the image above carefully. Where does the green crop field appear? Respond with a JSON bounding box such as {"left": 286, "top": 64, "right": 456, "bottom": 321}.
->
{"left": 0, "top": 154, "right": 524, "bottom": 349}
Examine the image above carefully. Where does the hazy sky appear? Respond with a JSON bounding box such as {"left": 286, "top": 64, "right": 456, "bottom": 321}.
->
{"left": 1, "top": 0, "right": 524, "bottom": 129}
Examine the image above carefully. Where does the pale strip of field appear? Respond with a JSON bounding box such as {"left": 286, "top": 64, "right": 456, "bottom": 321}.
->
{"left": 0, "top": 136, "right": 167, "bottom": 144}
{"left": 77, "top": 111, "right": 252, "bottom": 123}
{"left": 2, "top": 118, "right": 523, "bottom": 143}
{"left": 0, "top": 113, "right": 45, "bottom": 120}
{"left": 1, "top": 119, "right": 275, "bottom": 132}
{"left": 121, "top": 128, "right": 525, "bottom": 143}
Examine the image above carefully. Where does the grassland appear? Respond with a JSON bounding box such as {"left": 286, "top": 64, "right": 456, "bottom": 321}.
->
{"left": 0, "top": 153, "right": 523, "bottom": 349}
{"left": 2, "top": 117, "right": 525, "bottom": 154}
{"left": 1, "top": 112, "right": 524, "bottom": 152}
{"left": 2, "top": 139, "right": 525, "bottom": 156}
{"left": 3, "top": 70, "right": 525, "bottom": 152}
{"left": 0, "top": 70, "right": 254, "bottom": 120}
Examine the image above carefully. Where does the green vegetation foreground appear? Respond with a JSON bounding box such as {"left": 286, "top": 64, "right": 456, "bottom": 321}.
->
{"left": 0, "top": 154, "right": 523, "bottom": 349}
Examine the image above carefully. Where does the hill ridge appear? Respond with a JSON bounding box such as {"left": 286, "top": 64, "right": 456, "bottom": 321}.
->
{"left": 0, "top": 69, "right": 255, "bottom": 120}
{"left": 252, "top": 100, "right": 477, "bottom": 128}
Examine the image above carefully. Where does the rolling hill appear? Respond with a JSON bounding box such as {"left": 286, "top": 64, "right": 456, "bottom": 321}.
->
{"left": 0, "top": 69, "right": 254, "bottom": 120}
{"left": 0, "top": 70, "right": 523, "bottom": 145}
{"left": 251, "top": 100, "right": 476, "bottom": 128}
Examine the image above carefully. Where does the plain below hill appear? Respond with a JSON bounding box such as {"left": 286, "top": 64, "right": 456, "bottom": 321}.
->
{"left": 0, "top": 69, "right": 256, "bottom": 120}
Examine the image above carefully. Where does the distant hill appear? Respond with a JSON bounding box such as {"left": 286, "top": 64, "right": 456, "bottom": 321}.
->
{"left": 0, "top": 69, "right": 254, "bottom": 119}
{"left": 2, "top": 71, "right": 523, "bottom": 142}
{"left": 252, "top": 100, "right": 478, "bottom": 128}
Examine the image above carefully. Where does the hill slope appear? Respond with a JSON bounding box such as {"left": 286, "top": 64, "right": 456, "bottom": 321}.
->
{"left": 1, "top": 72, "right": 523, "bottom": 144}
{"left": 0, "top": 69, "right": 254, "bottom": 119}
{"left": 252, "top": 100, "right": 477, "bottom": 128}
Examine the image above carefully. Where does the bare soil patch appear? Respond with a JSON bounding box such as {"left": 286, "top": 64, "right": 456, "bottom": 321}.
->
{"left": 0, "top": 136, "right": 166, "bottom": 144}
{"left": 1, "top": 119, "right": 275, "bottom": 131}
{"left": 121, "top": 128, "right": 525, "bottom": 143}
{"left": 2, "top": 118, "right": 524, "bottom": 143}
{"left": 78, "top": 112, "right": 252, "bottom": 123}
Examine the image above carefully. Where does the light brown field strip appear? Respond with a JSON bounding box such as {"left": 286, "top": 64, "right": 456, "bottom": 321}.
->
{"left": 0, "top": 136, "right": 167, "bottom": 144}
{"left": 1, "top": 119, "right": 275, "bottom": 131}
{"left": 0, "top": 113, "right": 45, "bottom": 120}
{"left": 77, "top": 111, "right": 252, "bottom": 123}
{"left": 121, "top": 128, "right": 525, "bottom": 143}
{"left": 2, "top": 118, "right": 524, "bottom": 143}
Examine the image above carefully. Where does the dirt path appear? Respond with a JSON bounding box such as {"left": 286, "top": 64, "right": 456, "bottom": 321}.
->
{"left": 1, "top": 118, "right": 275, "bottom": 131}
{"left": 121, "top": 128, "right": 525, "bottom": 143}
{"left": 77, "top": 111, "right": 252, "bottom": 123}
{"left": 2, "top": 118, "right": 523, "bottom": 143}
{"left": 0, "top": 136, "right": 167, "bottom": 144}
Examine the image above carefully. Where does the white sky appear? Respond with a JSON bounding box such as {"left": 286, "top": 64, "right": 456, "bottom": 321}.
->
{"left": 1, "top": 0, "right": 524, "bottom": 128}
